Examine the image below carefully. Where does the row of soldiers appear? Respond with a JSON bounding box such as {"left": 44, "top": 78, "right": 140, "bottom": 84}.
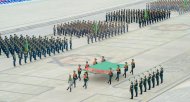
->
{"left": 105, "top": 9, "right": 171, "bottom": 24}
{"left": 53, "top": 20, "right": 129, "bottom": 44}
{"left": 138, "top": 9, "right": 171, "bottom": 28}
{"left": 86, "top": 21, "right": 128, "bottom": 44}
{"left": 147, "top": 0, "right": 190, "bottom": 14}
{"left": 0, "top": 34, "right": 72, "bottom": 66}
{"left": 130, "top": 67, "right": 164, "bottom": 99}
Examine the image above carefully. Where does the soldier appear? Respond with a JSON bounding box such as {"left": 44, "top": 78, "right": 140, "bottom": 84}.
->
{"left": 148, "top": 73, "right": 151, "bottom": 90}
{"left": 18, "top": 52, "right": 22, "bottom": 65}
{"left": 134, "top": 79, "right": 138, "bottom": 97}
{"left": 115, "top": 65, "right": 121, "bottom": 81}
{"left": 65, "top": 39, "right": 68, "bottom": 51}
{"left": 24, "top": 52, "right": 28, "bottom": 63}
{"left": 13, "top": 53, "right": 16, "bottom": 67}
{"left": 156, "top": 69, "right": 160, "bottom": 86}
{"left": 73, "top": 70, "right": 78, "bottom": 88}
{"left": 160, "top": 67, "right": 164, "bottom": 84}
{"left": 29, "top": 50, "right": 33, "bottom": 62}
{"left": 69, "top": 37, "right": 72, "bottom": 50}
{"left": 130, "top": 82, "right": 134, "bottom": 99}
{"left": 107, "top": 68, "right": 113, "bottom": 85}
{"left": 53, "top": 25, "right": 56, "bottom": 36}
{"left": 143, "top": 75, "right": 147, "bottom": 92}
{"left": 123, "top": 62, "right": 128, "bottom": 78}
{"left": 130, "top": 59, "right": 135, "bottom": 75}
{"left": 87, "top": 35, "right": 90, "bottom": 44}
{"left": 101, "top": 56, "right": 106, "bottom": 62}
{"left": 139, "top": 78, "right": 143, "bottom": 95}
{"left": 67, "top": 74, "right": 73, "bottom": 92}
{"left": 93, "top": 58, "right": 97, "bottom": 65}
{"left": 83, "top": 73, "right": 88, "bottom": 89}
{"left": 78, "top": 64, "right": 82, "bottom": 81}
{"left": 152, "top": 72, "right": 155, "bottom": 88}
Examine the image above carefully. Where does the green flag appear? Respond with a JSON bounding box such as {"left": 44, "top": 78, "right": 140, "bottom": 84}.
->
{"left": 24, "top": 40, "right": 29, "bottom": 52}
{"left": 184, "top": 0, "right": 188, "bottom": 8}
{"left": 92, "top": 22, "right": 99, "bottom": 34}
{"left": 144, "top": 9, "right": 149, "bottom": 19}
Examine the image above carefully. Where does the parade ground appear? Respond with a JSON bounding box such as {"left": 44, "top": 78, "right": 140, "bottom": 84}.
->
{"left": 0, "top": 0, "right": 190, "bottom": 102}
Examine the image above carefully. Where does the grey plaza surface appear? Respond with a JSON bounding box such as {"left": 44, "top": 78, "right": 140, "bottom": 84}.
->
{"left": 1, "top": 0, "right": 190, "bottom": 102}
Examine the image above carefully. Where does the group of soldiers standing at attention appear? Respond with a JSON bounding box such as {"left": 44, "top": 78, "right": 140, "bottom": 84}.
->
{"left": 130, "top": 66, "right": 164, "bottom": 99}
{"left": 0, "top": 34, "right": 72, "bottom": 67}
{"left": 105, "top": 9, "right": 171, "bottom": 28}
{"left": 147, "top": 0, "right": 190, "bottom": 14}
{"left": 53, "top": 20, "right": 129, "bottom": 44}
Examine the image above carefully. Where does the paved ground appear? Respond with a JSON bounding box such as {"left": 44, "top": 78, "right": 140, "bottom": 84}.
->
{"left": 0, "top": 0, "right": 190, "bottom": 102}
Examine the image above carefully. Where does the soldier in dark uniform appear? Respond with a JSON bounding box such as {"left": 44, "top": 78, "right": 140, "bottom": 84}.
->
{"left": 148, "top": 73, "right": 151, "bottom": 90}
{"left": 160, "top": 67, "right": 164, "bottom": 84}
{"left": 139, "top": 78, "right": 143, "bottom": 95}
{"left": 143, "top": 75, "right": 147, "bottom": 92}
{"left": 130, "top": 82, "right": 134, "bottom": 99}
{"left": 130, "top": 59, "right": 135, "bottom": 75}
{"left": 152, "top": 72, "right": 155, "bottom": 88}
{"left": 24, "top": 52, "right": 28, "bottom": 63}
{"left": 18, "top": 52, "right": 22, "bottom": 65}
{"left": 29, "top": 50, "right": 33, "bottom": 62}
{"left": 65, "top": 39, "right": 68, "bottom": 51}
{"left": 108, "top": 68, "right": 113, "bottom": 85}
{"left": 156, "top": 69, "right": 160, "bottom": 86}
{"left": 53, "top": 25, "right": 56, "bottom": 36}
{"left": 69, "top": 37, "right": 72, "bottom": 50}
{"left": 13, "top": 53, "right": 16, "bottom": 67}
{"left": 134, "top": 79, "right": 138, "bottom": 97}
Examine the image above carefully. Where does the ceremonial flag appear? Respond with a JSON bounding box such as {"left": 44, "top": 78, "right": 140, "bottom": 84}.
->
{"left": 184, "top": 0, "right": 188, "bottom": 8}
{"left": 92, "top": 22, "right": 99, "bottom": 34}
{"left": 24, "top": 40, "right": 29, "bottom": 52}
{"left": 144, "top": 9, "right": 149, "bottom": 19}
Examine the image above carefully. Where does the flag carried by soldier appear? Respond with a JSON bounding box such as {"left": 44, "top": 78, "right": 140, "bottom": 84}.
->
{"left": 24, "top": 39, "right": 29, "bottom": 53}
{"left": 183, "top": 0, "right": 188, "bottom": 8}
{"left": 92, "top": 22, "right": 99, "bottom": 34}
{"left": 144, "top": 9, "right": 149, "bottom": 19}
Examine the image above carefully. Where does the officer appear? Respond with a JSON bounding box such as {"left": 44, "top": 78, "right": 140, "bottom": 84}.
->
{"left": 77, "top": 64, "right": 82, "bottom": 81}
{"left": 69, "top": 37, "right": 72, "bottom": 50}
{"left": 160, "top": 67, "right": 164, "bottom": 84}
{"left": 18, "top": 52, "right": 22, "bottom": 65}
{"left": 148, "top": 73, "right": 151, "bottom": 90}
{"left": 143, "top": 75, "right": 147, "bottom": 92}
{"left": 107, "top": 68, "right": 113, "bottom": 85}
{"left": 130, "top": 82, "right": 134, "bottom": 99}
{"left": 123, "top": 62, "right": 128, "bottom": 78}
{"left": 13, "top": 53, "right": 16, "bottom": 67}
{"left": 156, "top": 69, "right": 160, "bottom": 86}
{"left": 73, "top": 70, "right": 78, "bottom": 88}
{"left": 134, "top": 79, "right": 138, "bottom": 97}
{"left": 130, "top": 59, "right": 135, "bottom": 75}
{"left": 115, "top": 65, "right": 121, "bottom": 81}
{"left": 139, "top": 78, "right": 143, "bottom": 95}
{"left": 152, "top": 72, "right": 155, "bottom": 88}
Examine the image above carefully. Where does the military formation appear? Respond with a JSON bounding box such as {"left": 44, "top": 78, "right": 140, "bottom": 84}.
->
{"left": 129, "top": 66, "right": 164, "bottom": 99}
{"left": 54, "top": 20, "right": 129, "bottom": 44}
{"left": 147, "top": 0, "right": 190, "bottom": 14}
{"left": 0, "top": 34, "right": 72, "bottom": 67}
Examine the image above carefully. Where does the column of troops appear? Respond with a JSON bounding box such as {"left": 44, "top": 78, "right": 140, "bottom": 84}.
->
{"left": 105, "top": 9, "right": 171, "bottom": 28}
{"left": 0, "top": 34, "right": 72, "bottom": 67}
{"left": 147, "top": 0, "right": 190, "bottom": 14}
{"left": 130, "top": 66, "right": 164, "bottom": 99}
{"left": 53, "top": 20, "right": 129, "bottom": 44}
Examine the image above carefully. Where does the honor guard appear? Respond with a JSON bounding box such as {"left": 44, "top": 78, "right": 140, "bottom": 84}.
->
{"left": 13, "top": 53, "right": 16, "bottom": 67}
{"left": 160, "top": 67, "right": 164, "bottom": 84}
{"left": 152, "top": 72, "right": 155, "bottom": 88}
{"left": 73, "top": 70, "right": 78, "bottom": 88}
{"left": 78, "top": 64, "right": 82, "bottom": 81}
{"left": 130, "top": 59, "right": 135, "bottom": 75}
{"left": 123, "top": 62, "right": 128, "bottom": 78}
{"left": 148, "top": 73, "right": 152, "bottom": 90}
{"left": 143, "top": 75, "right": 147, "bottom": 92}
{"left": 139, "top": 78, "right": 143, "bottom": 95}
{"left": 83, "top": 73, "right": 88, "bottom": 89}
{"left": 69, "top": 37, "right": 72, "bottom": 50}
{"left": 107, "top": 68, "right": 113, "bottom": 85}
{"left": 156, "top": 69, "right": 160, "bottom": 86}
{"left": 115, "top": 65, "right": 121, "bottom": 81}
{"left": 134, "top": 79, "right": 138, "bottom": 97}
{"left": 130, "top": 82, "right": 134, "bottom": 99}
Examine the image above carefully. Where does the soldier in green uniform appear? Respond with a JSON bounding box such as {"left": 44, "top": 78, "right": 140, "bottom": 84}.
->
{"left": 148, "top": 73, "right": 151, "bottom": 90}
{"left": 156, "top": 69, "right": 160, "bottom": 86}
{"left": 152, "top": 72, "right": 155, "bottom": 88}
{"left": 143, "top": 75, "right": 147, "bottom": 92}
{"left": 130, "top": 82, "right": 134, "bottom": 99}
{"left": 139, "top": 78, "right": 143, "bottom": 95}
{"left": 134, "top": 79, "right": 138, "bottom": 97}
{"left": 160, "top": 67, "right": 164, "bottom": 84}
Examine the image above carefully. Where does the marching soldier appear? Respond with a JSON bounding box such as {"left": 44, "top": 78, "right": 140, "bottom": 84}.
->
{"left": 78, "top": 64, "right": 82, "bottom": 81}
{"left": 156, "top": 69, "right": 160, "bottom": 86}
{"left": 130, "top": 82, "right": 134, "bottom": 99}
{"left": 134, "top": 79, "right": 138, "bottom": 97}
{"left": 24, "top": 52, "right": 28, "bottom": 63}
{"left": 69, "top": 37, "right": 72, "bottom": 50}
{"left": 107, "top": 68, "right": 113, "bottom": 85}
{"left": 18, "top": 52, "right": 22, "bottom": 65}
{"left": 115, "top": 65, "right": 121, "bottom": 81}
{"left": 13, "top": 53, "right": 16, "bottom": 67}
{"left": 73, "top": 70, "right": 78, "bottom": 88}
{"left": 83, "top": 73, "right": 88, "bottom": 89}
{"left": 152, "top": 72, "right": 155, "bottom": 88}
{"left": 123, "top": 62, "right": 128, "bottom": 78}
{"left": 67, "top": 74, "right": 73, "bottom": 92}
{"left": 130, "top": 59, "right": 135, "bottom": 75}
{"left": 139, "top": 78, "right": 143, "bottom": 95}
{"left": 148, "top": 73, "right": 151, "bottom": 90}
